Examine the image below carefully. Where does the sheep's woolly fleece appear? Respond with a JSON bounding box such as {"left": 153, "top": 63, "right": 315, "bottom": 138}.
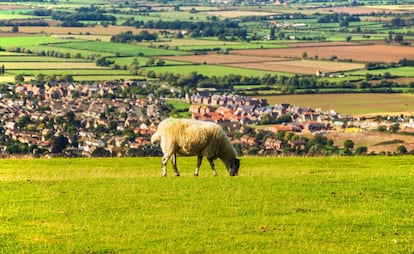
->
{"left": 151, "top": 117, "right": 236, "bottom": 160}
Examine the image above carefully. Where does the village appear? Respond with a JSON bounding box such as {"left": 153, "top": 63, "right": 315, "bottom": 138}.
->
{"left": 0, "top": 80, "right": 412, "bottom": 157}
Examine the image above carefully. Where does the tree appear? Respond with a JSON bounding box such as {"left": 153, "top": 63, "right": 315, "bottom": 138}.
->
{"left": 302, "top": 51, "right": 308, "bottom": 60}
{"left": 343, "top": 139, "right": 355, "bottom": 150}
{"left": 278, "top": 31, "right": 285, "bottom": 40}
{"left": 92, "top": 147, "right": 111, "bottom": 157}
{"left": 12, "top": 25, "right": 19, "bottom": 33}
{"left": 247, "top": 146, "right": 259, "bottom": 155}
{"left": 128, "top": 59, "right": 140, "bottom": 75}
{"left": 389, "top": 123, "right": 400, "bottom": 133}
{"left": 269, "top": 26, "right": 276, "bottom": 40}
{"left": 355, "top": 146, "right": 368, "bottom": 155}
{"left": 396, "top": 145, "right": 408, "bottom": 155}
{"left": 17, "top": 115, "right": 31, "bottom": 128}
{"left": 394, "top": 33, "right": 404, "bottom": 45}
{"left": 36, "top": 73, "right": 46, "bottom": 83}
{"left": 59, "top": 74, "right": 74, "bottom": 82}
{"left": 387, "top": 32, "right": 393, "bottom": 43}
{"left": 46, "top": 74, "right": 57, "bottom": 83}
{"left": 340, "top": 19, "right": 349, "bottom": 27}
{"left": 15, "top": 74, "right": 24, "bottom": 83}
{"left": 50, "top": 135, "right": 69, "bottom": 154}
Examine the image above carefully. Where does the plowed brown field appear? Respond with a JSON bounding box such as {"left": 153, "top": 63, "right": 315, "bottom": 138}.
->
{"left": 231, "top": 44, "right": 414, "bottom": 63}
{"left": 227, "top": 60, "right": 364, "bottom": 74}
{"left": 160, "top": 54, "right": 365, "bottom": 74}
{"left": 159, "top": 54, "right": 285, "bottom": 64}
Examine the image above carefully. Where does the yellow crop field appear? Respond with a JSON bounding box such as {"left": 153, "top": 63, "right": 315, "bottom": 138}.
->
{"left": 3, "top": 62, "right": 108, "bottom": 70}
{"left": 1, "top": 25, "right": 160, "bottom": 36}
{"left": 206, "top": 10, "right": 275, "bottom": 18}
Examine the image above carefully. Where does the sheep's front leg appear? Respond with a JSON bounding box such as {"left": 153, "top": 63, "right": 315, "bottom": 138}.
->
{"left": 194, "top": 155, "right": 203, "bottom": 176}
{"left": 171, "top": 153, "right": 180, "bottom": 177}
{"left": 208, "top": 158, "right": 218, "bottom": 176}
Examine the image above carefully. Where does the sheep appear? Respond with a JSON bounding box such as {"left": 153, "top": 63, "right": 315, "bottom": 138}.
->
{"left": 151, "top": 117, "right": 240, "bottom": 177}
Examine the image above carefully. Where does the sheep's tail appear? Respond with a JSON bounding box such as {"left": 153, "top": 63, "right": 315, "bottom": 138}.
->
{"left": 151, "top": 132, "right": 161, "bottom": 144}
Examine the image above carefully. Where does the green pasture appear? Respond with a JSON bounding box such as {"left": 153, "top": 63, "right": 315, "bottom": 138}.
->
{"left": 27, "top": 45, "right": 113, "bottom": 58}
{"left": 0, "top": 9, "right": 35, "bottom": 20}
{"left": 135, "top": 11, "right": 209, "bottom": 23}
{"left": 165, "top": 99, "right": 192, "bottom": 117}
{"left": 143, "top": 64, "right": 286, "bottom": 77}
{"left": 0, "top": 36, "right": 71, "bottom": 48}
{"left": 352, "top": 67, "right": 414, "bottom": 78}
{"left": 0, "top": 157, "right": 413, "bottom": 253}
{"left": 52, "top": 41, "right": 187, "bottom": 57}
{"left": 7, "top": 69, "right": 129, "bottom": 76}
{"left": 6, "top": 69, "right": 134, "bottom": 82}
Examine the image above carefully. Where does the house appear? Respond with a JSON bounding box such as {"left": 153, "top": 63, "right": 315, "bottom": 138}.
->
{"left": 316, "top": 70, "right": 325, "bottom": 77}
{"left": 268, "top": 124, "right": 294, "bottom": 133}
{"left": 264, "top": 137, "right": 284, "bottom": 150}
{"left": 302, "top": 122, "right": 328, "bottom": 133}
{"left": 288, "top": 140, "right": 307, "bottom": 150}
{"left": 240, "top": 135, "right": 258, "bottom": 147}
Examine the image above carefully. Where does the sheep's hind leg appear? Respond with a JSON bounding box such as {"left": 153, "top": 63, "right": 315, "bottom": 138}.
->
{"left": 208, "top": 158, "right": 218, "bottom": 176}
{"left": 194, "top": 155, "right": 203, "bottom": 176}
{"left": 171, "top": 153, "right": 180, "bottom": 176}
{"left": 161, "top": 155, "right": 170, "bottom": 177}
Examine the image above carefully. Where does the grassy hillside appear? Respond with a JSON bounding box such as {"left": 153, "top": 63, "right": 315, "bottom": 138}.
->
{"left": 1, "top": 157, "right": 413, "bottom": 253}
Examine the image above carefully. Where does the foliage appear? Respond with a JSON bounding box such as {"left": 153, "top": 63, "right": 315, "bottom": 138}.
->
{"left": 51, "top": 7, "right": 116, "bottom": 23}
{"left": 50, "top": 135, "right": 69, "bottom": 154}
{"left": 14, "top": 74, "right": 24, "bottom": 83}
{"left": 124, "top": 18, "right": 248, "bottom": 40}
{"left": 110, "top": 30, "right": 157, "bottom": 43}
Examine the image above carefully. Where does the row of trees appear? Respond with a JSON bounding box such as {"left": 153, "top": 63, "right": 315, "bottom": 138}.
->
{"left": 110, "top": 31, "right": 158, "bottom": 43}
{"left": 122, "top": 18, "right": 248, "bottom": 40}
{"left": 135, "top": 69, "right": 412, "bottom": 95}
{"left": 316, "top": 13, "right": 361, "bottom": 26}
{"left": 51, "top": 7, "right": 117, "bottom": 23}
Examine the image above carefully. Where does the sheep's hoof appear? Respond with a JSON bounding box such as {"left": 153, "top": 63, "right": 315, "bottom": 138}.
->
{"left": 194, "top": 173, "right": 198, "bottom": 177}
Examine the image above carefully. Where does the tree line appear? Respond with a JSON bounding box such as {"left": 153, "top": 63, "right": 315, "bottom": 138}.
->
{"left": 122, "top": 18, "right": 248, "bottom": 40}
{"left": 134, "top": 69, "right": 413, "bottom": 95}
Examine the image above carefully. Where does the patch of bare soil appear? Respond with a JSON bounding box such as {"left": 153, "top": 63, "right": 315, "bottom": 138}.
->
{"left": 326, "top": 130, "right": 414, "bottom": 154}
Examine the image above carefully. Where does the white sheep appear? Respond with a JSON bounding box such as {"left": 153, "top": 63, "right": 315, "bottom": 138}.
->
{"left": 151, "top": 117, "right": 240, "bottom": 177}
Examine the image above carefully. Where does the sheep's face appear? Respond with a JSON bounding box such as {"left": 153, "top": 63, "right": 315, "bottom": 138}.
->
{"left": 228, "top": 158, "right": 240, "bottom": 176}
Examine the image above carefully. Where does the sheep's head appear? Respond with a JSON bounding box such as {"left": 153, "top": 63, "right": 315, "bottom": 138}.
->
{"left": 228, "top": 158, "right": 240, "bottom": 176}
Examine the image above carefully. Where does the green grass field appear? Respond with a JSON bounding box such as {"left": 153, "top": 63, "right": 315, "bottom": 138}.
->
{"left": 52, "top": 41, "right": 187, "bottom": 57}
{"left": 1, "top": 157, "right": 413, "bottom": 253}
{"left": 0, "top": 36, "right": 73, "bottom": 48}
{"left": 352, "top": 67, "right": 414, "bottom": 78}
{"left": 143, "top": 64, "right": 285, "bottom": 77}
